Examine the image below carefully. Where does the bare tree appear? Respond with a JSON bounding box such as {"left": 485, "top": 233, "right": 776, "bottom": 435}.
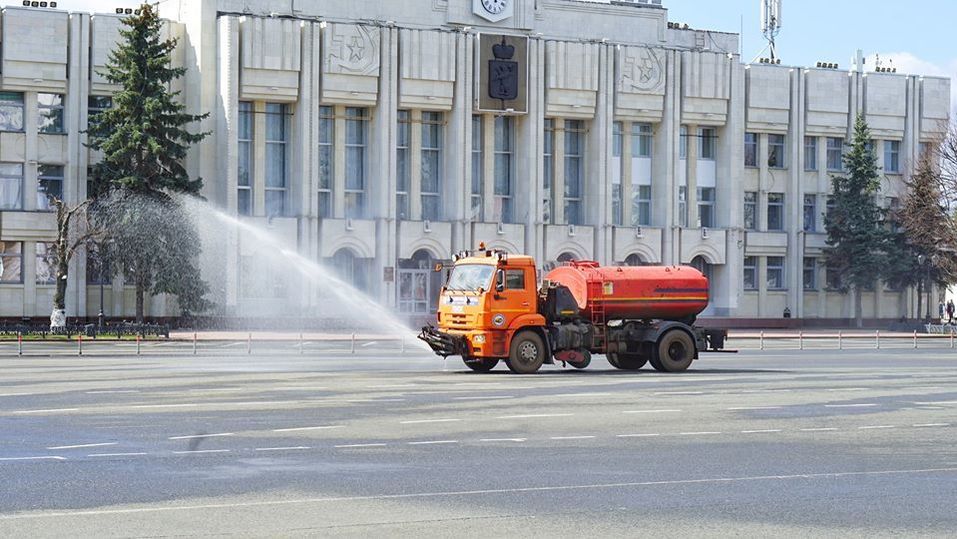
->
{"left": 48, "top": 198, "right": 104, "bottom": 329}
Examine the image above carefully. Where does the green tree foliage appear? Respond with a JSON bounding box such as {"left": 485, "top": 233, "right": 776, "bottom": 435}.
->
{"left": 824, "top": 114, "right": 888, "bottom": 327}
{"left": 86, "top": 4, "right": 210, "bottom": 321}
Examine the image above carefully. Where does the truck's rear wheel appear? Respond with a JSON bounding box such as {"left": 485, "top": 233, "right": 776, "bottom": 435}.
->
{"left": 615, "top": 353, "right": 648, "bottom": 370}
{"left": 506, "top": 332, "right": 545, "bottom": 374}
{"left": 569, "top": 351, "right": 591, "bottom": 370}
{"left": 463, "top": 357, "right": 498, "bottom": 372}
{"left": 651, "top": 330, "right": 695, "bottom": 372}
{"left": 606, "top": 352, "right": 621, "bottom": 368}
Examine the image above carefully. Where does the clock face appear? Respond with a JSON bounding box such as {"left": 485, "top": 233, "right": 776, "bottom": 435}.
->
{"left": 482, "top": 0, "right": 508, "bottom": 15}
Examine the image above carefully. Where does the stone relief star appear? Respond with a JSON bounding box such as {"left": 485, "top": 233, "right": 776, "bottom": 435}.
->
{"left": 347, "top": 36, "right": 365, "bottom": 63}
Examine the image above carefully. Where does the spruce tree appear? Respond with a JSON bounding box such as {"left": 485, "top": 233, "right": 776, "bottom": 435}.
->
{"left": 86, "top": 4, "right": 210, "bottom": 322}
{"left": 824, "top": 114, "right": 887, "bottom": 327}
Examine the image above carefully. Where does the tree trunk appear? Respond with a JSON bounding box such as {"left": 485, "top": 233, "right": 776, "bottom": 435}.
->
{"left": 916, "top": 279, "right": 924, "bottom": 322}
{"left": 854, "top": 285, "right": 863, "bottom": 328}
{"left": 135, "top": 279, "right": 146, "bottom": 324}
{"left": 53, "top": 254, "right": 69, "bottom": 311}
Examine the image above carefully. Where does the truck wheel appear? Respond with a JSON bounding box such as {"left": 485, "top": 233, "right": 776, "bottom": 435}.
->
{"left": 616, "top": 353, "right": 648, "bottom": 370}
{"left": 606, "top": 352, "right": 621, "bottom": 369}
{"left": 652, "top": 330, "right": 695, "bottom": 372}
{"left": 506, "top": 332, "right": 545, "bottom": 374}
{"left": 463, "top": 357, "right": 498, "bottom": 372}
{"left": 569, "top": 351, "right": 591, "bottom": 370}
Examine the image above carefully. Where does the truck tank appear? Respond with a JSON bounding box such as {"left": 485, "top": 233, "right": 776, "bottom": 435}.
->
{"left": 545, "top": 261, "right": 709, "bottom": 322}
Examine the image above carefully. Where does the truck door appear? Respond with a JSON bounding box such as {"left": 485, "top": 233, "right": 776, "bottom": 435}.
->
{"left": 494, "top": 267, "right": 536, "bottom": 315}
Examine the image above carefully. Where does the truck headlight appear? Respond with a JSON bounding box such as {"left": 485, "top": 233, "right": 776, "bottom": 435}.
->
{"left": 473, "top": 334, "right": 486, "bottom": 344}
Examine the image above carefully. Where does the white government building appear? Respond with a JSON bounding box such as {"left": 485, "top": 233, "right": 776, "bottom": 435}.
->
{"left": 0, "top": 0, "right": 950, "bottom": 324}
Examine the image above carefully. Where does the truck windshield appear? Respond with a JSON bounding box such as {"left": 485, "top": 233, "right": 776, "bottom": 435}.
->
{"left": 446, "top": 264, "right": 495, "bottom": 292}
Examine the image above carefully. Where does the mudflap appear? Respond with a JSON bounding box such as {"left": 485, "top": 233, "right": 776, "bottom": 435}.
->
{"left": 418, "top": 325, "right": 469, "bottom": 358}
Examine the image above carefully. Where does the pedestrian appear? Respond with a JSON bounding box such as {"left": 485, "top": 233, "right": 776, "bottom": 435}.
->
{"left": 947, "top": 300, "right": 955, "bottom": 325}
{"left": 939, "top": 300, "right": 946, "bottom": 323}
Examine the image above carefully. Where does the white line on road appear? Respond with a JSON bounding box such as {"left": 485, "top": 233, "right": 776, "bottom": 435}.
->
{"left": 824, "top": 403, "right": 878, "bottom": 408}
{"left": 11, "top": 408, "right": 79, "bottom": 414}
{"left": 616, "top": 433, "right": 661, "bottom": 438}
{"left": 11, "top": 467, "right": 956, "bottom": 519}
{"left": 168, "top": 433, "right": 234, "bottom": 440}
{"left": 800, "top": 427, "right": 838, "bottom": 432}
{"left": 858, "top": 425, "right": 895, "bottom": 430}
{"left": 826, "top": 388, "right": 870, "bottom": 392}
{"left": 496, "top": 413, "right": 574, "bottom": 419}
{"left": 453, "top": 396, "right": 514, "bottom": 400}
{"left": 47, "top": 442, "right": 117, "bottom": 450}
{"left": 0, "top": 456, "right": 66, "bottom": 461}
{"left": 678, "top": 431, "right": 722, "bottom": 436}
{"left": 551, "top": 393, "right": 614, "bottom": 398}
{"left": 741, "top": 429, "right": 782, "bottom": 434}
{"left": 254, "top": 446, "right": 311, "bottom": 452}
{"left": 913, "top": 401, "right": 957, "bottom": 405}
{"left": 130, "top": 404, "right": 199, "bottom": 409}
{"left": 478, "top": 438, "right": 526, "bottom": 443}
{"left": 408, "top": 440, "right": 458, "bottom": 445}
{"left": 335, "top": 443, "right": 388, "bottom": 448}
{"left": 549, "top": 436, "right": 595, "bottom": 440}
{"left": 85, "top": 390, "right": 139, "bottom": 394}
{"left": 727, "top": 406, "right": 782, "bottom": 411}
{"left": 622, "top": 409, "right": 682, "bottom": 414}
{"left": 399, "top": 418, "right": 463, "bottom": 425}
{"left": 272, "top": 425, "right": 344, "bottom": 433}
{"left": 88, "top": 452, "right": 148, "bottom": 457}
{"left": 653, "top": 391, "right": 704, "bottom": 396}
{"left": 913, "top": 423, "right": 950, "bottom": 427}
{"left": 173, "top": 449, "right": 231, "bottom": 454}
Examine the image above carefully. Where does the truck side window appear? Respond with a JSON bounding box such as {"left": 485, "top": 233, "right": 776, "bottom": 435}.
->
{"left": 505, "top": 269, "right": 525, "bottom": 290}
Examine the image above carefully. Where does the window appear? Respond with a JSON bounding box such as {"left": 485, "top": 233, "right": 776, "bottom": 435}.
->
{"left": 633, "top": 185, "right": 651, "bottom": 227}
{"left": 564, "top": 120, "right": 584, "bottom": 225}
{"left": 612, "top": 121, "right": 622, "bottom": 158}
{"left": 678, "top": 186, "right": 688, "bottom": 227}
{"left": 825, "top": 196, "right": 836, "bottom": 223}
{"left": 767, "top": 256, "right": 785, "bottom": 290}
{"left": 264, "top": 103, "right": 287, "bottom": 217}
{"left": 36, "top": 243, "right": 57, "bottom": 285}
{"left": 544, "top": 119, "right": 556, "bottom": 223}
{"left": 420, "top": 112, "right": 443, "bottom": 221}
{"left": 697, "top": 187, "right": 715, "bottom": 228}
{"left": 87, "top": 95, "right": 112, "bottom": 126}
{"left": 886, "top": 196, "right": 901, "bottom": 232}
{"left": 318, "top": 106, "right": 334, "bottom": 217}
{"left": 744, "top": 133, "right": 757, "bottom": 167}
{"left": 610, "top": 121, "right": 621, "bottom": 226}
{"left": 768, "top": 134, "right": 786, "bottom": 168}
{"left": 0, "top": 163, "right": 24, "bottom": 210}
{"left": 237, "top": 101, "right": 253, "bottom": 216}
{"left": 767, "top": 192, "right": 784, "bottom": 231}
{"left": 803, "top": 257, "right": 817, "bottom": 290}
{"left": 37, "top": 165, "right": 64, "bottom": 211}
{"left": 505, "top": 269, "right": 525, "bottom": 290}
{"left": 0, "top": 241, "right": 23, "bottom": 283}
{"left": 396, "top": 110, "right": 411, "bottom": 219}
{"left": 0, "top": 92, "right": 24, "bottom": 131}
{"left": 826, "top": 137, "right": 844, "bottom": 172}
{"left": 345, "top": 107, "right": 368, "bottom": 219}
{"left": 471, "top": 115, "right": 483, "bottom": 220}
{"left": 632, "top": 123, "right": 652, "bottom": 157}
{"left": 803, "top": 194, "right": 817, "bottom": 232}
{"left": 744, "top": 191, "right": 757, "bottom": 230}
{"left": 743, "top": 256, "right": 757, "bottom": 290}
{"left": 679, "top": 125, "right": 688, "bottom": 159}
{"left": 804, "top": 136, "right": 817, "bottom": 171}
{"left": 493, "top": 116, "right": 513, "bottom": 223}
{"left": 826, "top": 262, "right": 842, "bottom": 290}
{"left": 884, "top": 140, "right": 900, "bottom": 173}
{"left": 38, "top": 93, "right": 65, "bottom": 134}
{"left": 698, "top": 127, "right": 716, "bottom": 160}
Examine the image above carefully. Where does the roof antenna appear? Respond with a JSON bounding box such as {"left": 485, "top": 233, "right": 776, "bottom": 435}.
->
{"left": 752, "top": 0, "right": 782, "bottom": 64}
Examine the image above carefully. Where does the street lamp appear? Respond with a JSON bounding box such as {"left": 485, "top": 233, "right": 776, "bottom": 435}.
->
{"left": 96, "top": 240, "right": 113, "bottom": 330}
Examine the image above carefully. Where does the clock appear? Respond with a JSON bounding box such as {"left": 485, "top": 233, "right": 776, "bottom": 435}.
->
{"left": 482, "top": 0, "right": 508, "bottom": 15}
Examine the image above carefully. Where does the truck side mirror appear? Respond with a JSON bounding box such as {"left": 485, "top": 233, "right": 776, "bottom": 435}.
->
{"left": 495, "top": 269, "right": 505, "bottom": 292}
{"left": 433, "top": 263, "right": 443, "bottom": 272}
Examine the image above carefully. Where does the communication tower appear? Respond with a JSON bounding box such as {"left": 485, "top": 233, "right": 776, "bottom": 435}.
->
{"left": 759, "top": 0, "right": 782, "bottom": 62}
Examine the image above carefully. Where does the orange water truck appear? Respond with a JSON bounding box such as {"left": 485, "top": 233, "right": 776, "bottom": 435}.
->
{"left": 419, "top": 245, "right": 728, "bottom": 374}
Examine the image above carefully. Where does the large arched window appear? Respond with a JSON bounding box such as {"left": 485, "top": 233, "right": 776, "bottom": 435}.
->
{"left": 330, "top": 248, "right": 370, "bottom": 294}
{"left": 624, "top": 253, "right": 646, "bottom": 267}
{"left": 690, "top": 255, "right": 713, "bottom": 283}
{"left": 557, "top": 252, "right": 577, "bottom": 263}
{"left": 398, "top": 249, "right": 441, "bottom": 314}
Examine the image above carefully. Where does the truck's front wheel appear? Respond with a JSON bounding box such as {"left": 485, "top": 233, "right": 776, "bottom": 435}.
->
{"left": 650, "top": 329, "right": 695, "bottom": 372}
{"left": 463, "top": 357, "right": 498, "bottom": 372}
{"left": 506, "top": 331, "right": 545, "bottom": 374}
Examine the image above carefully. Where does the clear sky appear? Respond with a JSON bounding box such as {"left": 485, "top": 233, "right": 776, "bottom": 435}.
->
{"left": 6, "top": 0, "right": 955, "bottom": 80}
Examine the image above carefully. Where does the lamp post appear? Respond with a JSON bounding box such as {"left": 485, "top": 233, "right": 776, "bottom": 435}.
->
{"left": 917, "top": 254, "right": 925, "bottom": 322}
{"left": 96, "top": 240, "right": 112, "bottom": 330}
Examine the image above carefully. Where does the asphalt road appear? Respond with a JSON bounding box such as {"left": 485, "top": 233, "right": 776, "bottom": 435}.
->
{"left": 0, "top": 345, "right": 955, "bottom": 537}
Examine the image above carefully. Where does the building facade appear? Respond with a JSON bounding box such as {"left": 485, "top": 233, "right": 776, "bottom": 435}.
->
{"left": 0, "top": 0, "right": 950, "bottom": 322}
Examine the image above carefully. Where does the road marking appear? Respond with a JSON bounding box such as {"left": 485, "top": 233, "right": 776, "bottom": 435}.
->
{"left": 130, "top": 404, "right": 199, "bottom": 409}
{"left": 824, "top": 403, "right": 878, "bottom": 408}
{"left": 11, "top": 408, "right": 79, "bottom": 414}
{"left": 727, "top": 406, "right": 781, "bottom": 411}
{"left": 10, "top": 467, "right": 955, "bottom": 519}
{"left": 826, "top": 388, "right": 870, "bottom": 392}
{"left": 47, "top": 442, "right": 117, "bottom": 450}
{"left": 168, "top": 432, "right": 234, "bottom": 440}
{"left": 497, "top": 413, "right": 573, "bottom": 419}
{"left": 0, "top": 456, "right": 65, "bottom": 462}
{"left": 551, "top": 392, "right": 614, "bottom": 398}
{"left": 913, "top": 401, "right": 957, "bottom": 405}
{"left": 913, "top": 423, "right": 950, "bottom": 427}
{"left": 254, "top": 446, "right": 311, "bottom": 452}
{"left": 858, "top": 425, "right": 895, "bottom": 430}
{"left": 622, "top": 409, "right": 682, "bottom": 414}
{"left": 800, "top": 427, "right": 838, "bottom": 432}
{"left": 367, "top": 384, "right": 418, "bottom": 389}
{"left": 678, "top": 431, "right": 721, "bottom": 436}
{"left": 653, "top": 391, "right": 704, "bottom": 396}
{"left": 272, "top": 425, "right": 344, "bottom": 433}
{"left": 85, "top": 390, "right": 139, "bottom": 394}
{"left": 453, "top": 396, "right": 514, "bottom": 400}
{"left": 616, "top": 433, "right": 661, "bottom": 438}
{"left": 408, "top": 440, "right": 458, "bottom": 445}
{"left": 173, "top": 449, "right": 231, "bottom": 454}
{"left": 549, "top": 436, "right": 595, "bottom": 440}
{"left": 360, "top": 341, "right": 377, "bottom": 347}
{"left": 478, "top": 438, "right": 526, "bottom": 443}
{"left": 335, "top": 443, "right": 388, "bottom": 448}
{"left": 88, "top": 452, "right": 148, "bottom": 457}
{"left": 399, "top": 418, "right": 462, "bottom": 424}
{"left": 740, "top": 429, "right": 782, "bottom": 434}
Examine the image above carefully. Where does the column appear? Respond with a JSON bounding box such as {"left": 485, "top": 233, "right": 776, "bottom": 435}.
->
{"left": 686, "top": 123, "right": 698, "bottom": 230}
{"left": 373, "top": 26, "right": 398, "bottom": 306}
{"left": 218, "top": 15, "right": 240, "bottom": 310}
{"left": 448, "top": 31, "right": 471, "bottom": 252}
{"left": 409, "top": 109, "right": 423, "bottom": 220}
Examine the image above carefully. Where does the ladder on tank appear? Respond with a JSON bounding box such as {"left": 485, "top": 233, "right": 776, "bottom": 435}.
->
{"left": 588, "top": 280, "right": 607, "bottom": 350}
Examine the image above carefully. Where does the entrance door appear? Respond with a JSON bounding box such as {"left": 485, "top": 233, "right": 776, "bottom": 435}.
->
{"left": 398, "top": 268, "right": 430, "bottom": 314}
